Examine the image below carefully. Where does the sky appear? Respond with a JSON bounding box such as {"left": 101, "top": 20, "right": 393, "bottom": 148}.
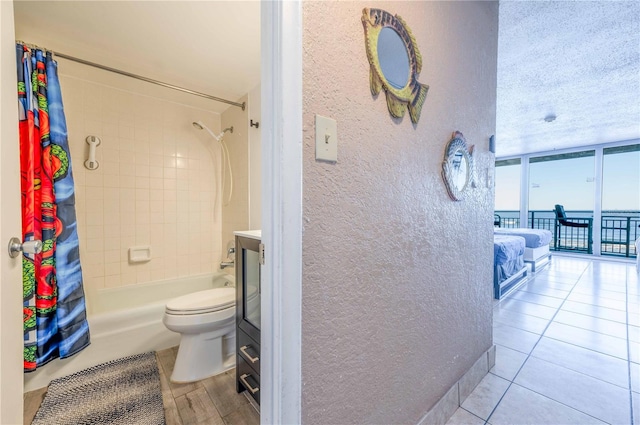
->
{"left": 495, "top": 150, "right": 640, "bottom": 212}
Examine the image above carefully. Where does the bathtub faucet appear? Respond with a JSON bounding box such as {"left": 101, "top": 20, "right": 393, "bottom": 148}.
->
{"left": 220, "top": 260, "right": 235, "bottom": 269}
{"left": 220, "top": 244, "right": 235, "bottom": 269}
{"left": 221, "top": 247, "right": 235, "bottom": 269}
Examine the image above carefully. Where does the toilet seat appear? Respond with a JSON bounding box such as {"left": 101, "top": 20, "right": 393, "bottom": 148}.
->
{"left": 166, "top": 287, "right": 235, "bottom": 315}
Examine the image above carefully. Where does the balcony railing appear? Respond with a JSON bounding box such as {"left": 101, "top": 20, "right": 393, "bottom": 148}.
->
{"left": 494, "top": 210, "right": 639, "bottom": 258}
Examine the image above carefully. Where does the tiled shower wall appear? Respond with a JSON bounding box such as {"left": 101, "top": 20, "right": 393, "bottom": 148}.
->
{"left": 59, "top": 73, "right": 224, "bottom": 311}
{"left": 221, "top": 94, "right": 250, "bottom": 252}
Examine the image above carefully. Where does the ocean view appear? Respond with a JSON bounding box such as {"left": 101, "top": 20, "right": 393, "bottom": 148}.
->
{"left": 494, "top": 209, "right": 639, "bottom": 257}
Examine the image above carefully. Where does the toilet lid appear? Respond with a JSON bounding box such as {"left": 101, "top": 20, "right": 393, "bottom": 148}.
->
{"left": 166, "top": 287, "right": 236, "bottom": 314}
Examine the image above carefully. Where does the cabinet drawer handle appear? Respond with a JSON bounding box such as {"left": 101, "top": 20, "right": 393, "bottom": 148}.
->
{"left": 240, "top": 345, "right": 259, "bottom": 363}
{"left": 240, "top": 373, "right": 260, "bottom": 394}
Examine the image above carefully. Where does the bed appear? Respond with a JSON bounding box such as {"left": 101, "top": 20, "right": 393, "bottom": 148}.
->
{"left": 494, "top": 234, "right": 528, "bottom": 299}
{"left": 494, "top": 228, "right": 552, "bottom": 272}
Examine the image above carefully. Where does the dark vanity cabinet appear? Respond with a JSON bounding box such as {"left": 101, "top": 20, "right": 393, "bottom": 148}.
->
{"left": 235, "top": 231, "right": 261, "bottom": 406}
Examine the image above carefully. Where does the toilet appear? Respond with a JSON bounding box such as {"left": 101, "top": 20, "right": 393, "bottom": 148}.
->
{"left": 163, "top": 287, "right": 236, "bottom": 383}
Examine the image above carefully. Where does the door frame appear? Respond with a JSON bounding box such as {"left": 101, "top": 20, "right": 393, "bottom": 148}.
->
{"left": 260, "top": 2, "right": 303, "bottom": 424}
{"left": 1, "top": 1, "right": 26, "bottom": 423}
{"left": 0, "top": 2, "right": 306, "bottom": 423}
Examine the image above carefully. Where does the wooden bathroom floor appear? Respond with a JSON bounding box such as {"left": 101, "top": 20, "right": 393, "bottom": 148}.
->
{"left": 23, "top": 346, "right": 259, "bottom": 425}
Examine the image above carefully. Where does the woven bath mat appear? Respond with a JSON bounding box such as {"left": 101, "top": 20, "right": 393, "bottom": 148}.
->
{"left": 31, "top": 352, "right": 165, "bottom": 425}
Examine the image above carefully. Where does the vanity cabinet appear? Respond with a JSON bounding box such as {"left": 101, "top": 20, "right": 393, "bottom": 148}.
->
{"left": 234, "top": 231, "right": 262, "bottom": 406}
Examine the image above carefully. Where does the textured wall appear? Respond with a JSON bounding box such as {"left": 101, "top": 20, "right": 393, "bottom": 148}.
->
{"left": 55, "top": 72, "right": 223, "bottom": 312}
{"left": 301, "top": 2, "right": 498, "bottom": 424}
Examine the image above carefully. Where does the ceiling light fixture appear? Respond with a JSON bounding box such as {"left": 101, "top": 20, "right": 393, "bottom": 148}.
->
{"left": 544, "top": 114, "right": 557, "bottom": 123}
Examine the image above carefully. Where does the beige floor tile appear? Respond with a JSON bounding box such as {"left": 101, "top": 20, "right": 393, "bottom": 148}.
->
{"left": 531, "top": 337, "right": 629, "bottom": 388}
{"left": 496, "top": 298, "right": 557, "bottom": 320}
{"left": 508, "top": 291, "right": 564, "bottom": 309}
{"left": 544, "top": 322, "right": 628, "bottom": 360}
{"left": 561, "top": 300, "right": 627, "bottom": 323}
{"left": 493, "top": 308, "right": 549, "bottom": 334}
{"left": 553, "top": 310, "right": 627, "bottom": 339}
{"left": 514, "top": 356, "right": 631, "bottom": 424}
{"left": 445, "top": 407, "right": 484, "bottom": 425}
{"left": 567, "top": 292, "right": 627, "bottom": 311}
{"left": 630, "top": 341, "right": 640, "bottom": 364}
{"left": 631, "top": 362, "right": 640, "bottom": 393}
{"left": 488, "top": 384, "right": 606, "bottom": 425}
{"left": 519, "top": 284, "right": 570, "bottom": 299}
{"left": 492, "top": 323, "right": 540, "bottom": 354}
{"left": 570, "top": 286, "right": 627, "bottom": 301}
{"left": 490, "top": 345, "right": 527, "bottom": 381}
{"left": 630, "top": 325, "right": 640, "bottom": 344}
{"left": 460, "top": 373, "right": 510, "bottom": 420}
{"left": 633, "top": 392, "right": 639, "bottom": 425}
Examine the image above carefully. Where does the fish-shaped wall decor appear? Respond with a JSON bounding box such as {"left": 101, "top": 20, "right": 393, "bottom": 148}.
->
{"left": 361, "top": 8, "right": 429, "bottom": 124}
{"left": 442, "top": 131, "right": 475, "bottom": 201}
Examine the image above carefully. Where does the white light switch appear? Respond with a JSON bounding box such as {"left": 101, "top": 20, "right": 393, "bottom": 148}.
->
{"left": 315, "top": 114, "right": 337, "bottom": 162}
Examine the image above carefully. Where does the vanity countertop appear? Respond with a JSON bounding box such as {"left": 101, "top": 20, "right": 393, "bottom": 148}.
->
{"left": 234, "top": 230, "right": 261, "bottom": 240}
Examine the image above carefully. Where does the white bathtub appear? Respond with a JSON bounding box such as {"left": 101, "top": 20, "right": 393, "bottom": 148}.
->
{"left": 24, "top": 272, "right": 235, "bottom": 392}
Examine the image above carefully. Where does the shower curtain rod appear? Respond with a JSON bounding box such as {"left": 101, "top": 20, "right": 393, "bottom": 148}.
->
{"left": 18, "top": 41, "right": 246, "bottom": 110}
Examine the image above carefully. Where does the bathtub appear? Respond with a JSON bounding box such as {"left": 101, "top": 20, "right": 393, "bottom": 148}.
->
{"left": 24, "top": 272, "right": 235, "bottom": 392}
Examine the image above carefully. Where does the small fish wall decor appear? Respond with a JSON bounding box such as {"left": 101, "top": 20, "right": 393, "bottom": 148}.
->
{"left": 361, "top": 8, "right": 429, "bottom": 124}
{"left": 442, "top": 131, "right": 475, "bottom": 201}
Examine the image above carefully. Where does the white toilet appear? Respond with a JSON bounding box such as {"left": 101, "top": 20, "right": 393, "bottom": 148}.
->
{"left": 163, "top": 287, "right": 236, "bottom": 383}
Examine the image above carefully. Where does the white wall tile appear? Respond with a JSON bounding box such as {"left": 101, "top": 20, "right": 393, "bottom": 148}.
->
{"left": 104, "top": 275, "right": 121, "bottom": 288}
{"left": 150, "top": 166, "right": 163, "bottom": 179}
{"left": 66, "top": 77, "right": 224, "bottom": 299}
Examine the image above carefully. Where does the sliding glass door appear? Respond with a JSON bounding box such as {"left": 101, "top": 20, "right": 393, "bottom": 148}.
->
{"left": 528, "top": 151, "right": 595, "bottom": 253}
{"left": 601, "top": 144, "right": 640, "bottom": 257}
{"left": 494, "top": 141, "right": 639, "bottom": 258}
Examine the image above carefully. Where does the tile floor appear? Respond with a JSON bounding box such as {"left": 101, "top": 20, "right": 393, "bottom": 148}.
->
{"left": 447, "top": 255, "right": 639, "bottom": 425}
{"left": 24, "top": 346, "right": 259, "bottom": 425}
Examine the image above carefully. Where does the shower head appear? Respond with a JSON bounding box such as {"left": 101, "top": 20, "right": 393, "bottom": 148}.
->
{"left": 192, "top": 121, "right": 221, "bottom": 141}
{"left": 192, "top": 121, "right": 233, "bottom": 141}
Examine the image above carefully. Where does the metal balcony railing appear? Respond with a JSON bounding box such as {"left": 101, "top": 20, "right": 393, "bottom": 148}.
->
{"left": 494, "top": 210, "right": 639, "bottom": 258}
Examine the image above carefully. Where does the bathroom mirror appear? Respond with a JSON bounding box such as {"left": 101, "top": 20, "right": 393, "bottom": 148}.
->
{"left": 442, "top": 131, "right": 474, "bottom": 201}
{"left": 361, "top": 8, "right": 429, "bottom": 124}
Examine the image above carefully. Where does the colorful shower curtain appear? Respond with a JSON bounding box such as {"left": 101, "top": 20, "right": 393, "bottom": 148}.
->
{"left": 17, "top": 44, "right": 90, "bottom": 371}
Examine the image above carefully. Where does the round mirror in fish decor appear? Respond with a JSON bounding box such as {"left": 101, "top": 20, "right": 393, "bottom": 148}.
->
{"left": 361, "top": 8, "right": 429, "bottom": 124}
{"left": 442, "top": 131, "right": 475, "bottom": 201}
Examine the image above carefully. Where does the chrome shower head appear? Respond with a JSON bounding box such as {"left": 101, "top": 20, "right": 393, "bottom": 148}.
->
{"left": 192, "top": 121, "right": 221, "bottom": 141}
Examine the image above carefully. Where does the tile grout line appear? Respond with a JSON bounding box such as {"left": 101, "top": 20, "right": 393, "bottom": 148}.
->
{"left": 485, "top": 262, "right": 592, "bottom": 424}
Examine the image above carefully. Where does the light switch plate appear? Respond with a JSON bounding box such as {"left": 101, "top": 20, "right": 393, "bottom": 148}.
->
{"left": 315, "top": 114, "right": 337, "bottom": 162}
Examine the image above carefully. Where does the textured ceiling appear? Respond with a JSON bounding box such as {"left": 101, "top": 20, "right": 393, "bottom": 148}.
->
{"left": 14, "top": 1, "right": 261, "bottom": 114}
{"left": 497, "top": 1, "right": 640, "bottom": 157}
